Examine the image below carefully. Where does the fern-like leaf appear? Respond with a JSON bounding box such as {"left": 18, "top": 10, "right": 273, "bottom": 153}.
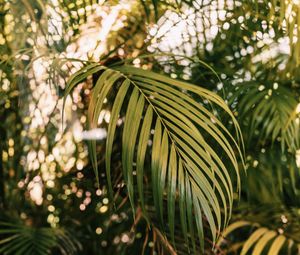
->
{"left": 63, "top": 63, "right": 243, "bottom": 252}
{"left": 218, "top": 207, "right": 300, "bottom": 255}
{"left": 235, "top": 83, "right": 300, "bottom": 151}
{"left": 219, "top": 220, "right": 299, "bottom": 255}
{"left": 0, "top": 221, "right": 80, "bottom": 255}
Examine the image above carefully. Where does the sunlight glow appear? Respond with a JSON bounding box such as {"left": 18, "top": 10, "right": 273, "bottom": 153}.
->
{"left": 296, "top": 150, "right": 300, "bottom": 168}
{"left": 80, "top": 128, "right": 107, "bottom": 140}
{"left": 296, "top": 103, "right": 300, "bottom": 114}
{"left": 28, "top": 176, "right": 43, "bottom": 205}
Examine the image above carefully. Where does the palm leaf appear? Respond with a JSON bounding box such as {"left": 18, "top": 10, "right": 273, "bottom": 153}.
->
{"left": 235, "top": 83, "right": 300, "bottom": 152}
{"left": 0, "top": 221, "right": 80, "bottom": 255}
{"left": 219, "top": 220, "right": 300, "bottom": 255}
{"left": 218, "top": 207, "right": 300, "bottom": 255}
{"left": 243, "top": 147, "right": 300, "bottom": 204}
{"left": 63, "top": 63, "right": 243, "bottom": 252}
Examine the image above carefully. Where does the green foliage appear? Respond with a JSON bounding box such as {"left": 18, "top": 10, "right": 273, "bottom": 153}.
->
{"left": 63, "top": 63, "right": 243, "bottom": 251}
{"left": 218, "top": 207, "right": 300, "bottom": 254}
{"left": 0, "top": 220, "right": 80, "bottom": 255}
{"left": 233, "top": 81, "right": 300, "bottom": 151}
{"left": 1, "top": 0, "right": 300, "bottom": 254}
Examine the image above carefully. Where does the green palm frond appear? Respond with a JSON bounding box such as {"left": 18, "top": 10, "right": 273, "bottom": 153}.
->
{"left": 218, "top": 219, "right": 300, "bottom": 255}
{"left": 217, "top": 206, "right": 300, "bottom": 254}
{"left": 243, "top": 148, "right": 300, "bottom": 204}
{"left": 63, "top": 62, "right": 243, "bottom": 251}
{"left": 234, "top": 82, "right": 300, "bottom": 151}
{"left": 0, "top": 221, "right": 81, "bottom": 255}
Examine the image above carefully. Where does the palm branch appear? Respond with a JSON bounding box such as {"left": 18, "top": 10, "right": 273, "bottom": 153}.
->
{"left": 231, "top": 81, "right": 300, "bottom": 152}
{"left": 217, "top": 206, "right": 300, "bottom": 255}
{"left": 0, "top": 221, "right": 81, "bottom": 255}
{"left": 63, "top": 62, "right": 244, "bottom": 252}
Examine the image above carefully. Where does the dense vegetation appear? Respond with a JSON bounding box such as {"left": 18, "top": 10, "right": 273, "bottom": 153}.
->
{"left": 0, "top": 0, "right": 300, "bottom": 254}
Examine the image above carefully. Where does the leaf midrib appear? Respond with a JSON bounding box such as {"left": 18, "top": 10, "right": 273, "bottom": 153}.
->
{"left": 115, "top": 70, "right": 188, "bottom": 171}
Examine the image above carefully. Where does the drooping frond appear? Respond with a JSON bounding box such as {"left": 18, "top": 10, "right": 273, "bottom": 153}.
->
{"left": 234, "top": 82, "right": 300, "bottom": 151}
{"left": 63, "top": 63, "right": 243, "bottom": 251}
{"left": 243, "top": 147, "right": 300, "bottom": 204}
{"left": 218, "top": 209, "right": 300, "bottom": 255}
{"left": 0, "top": 221, "right": 81, "bottom": 255}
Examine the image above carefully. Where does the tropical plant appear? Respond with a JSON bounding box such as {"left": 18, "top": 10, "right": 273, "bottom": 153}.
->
{"left": 1, "top": 0, "right": 300, "bottom": 254}
{"left": 0, "top": 219, "right": 80, "bottom": 255}
{"left": 62, "top": 61, "right": 244, "bottom": 252}
{"left": 217, "top": 206, "right": 300, "bottom": 255}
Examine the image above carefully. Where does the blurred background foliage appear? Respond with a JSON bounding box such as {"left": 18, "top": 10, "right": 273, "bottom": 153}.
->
{"left": 0, "top": 0, "right": 300, "bottom": 254}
